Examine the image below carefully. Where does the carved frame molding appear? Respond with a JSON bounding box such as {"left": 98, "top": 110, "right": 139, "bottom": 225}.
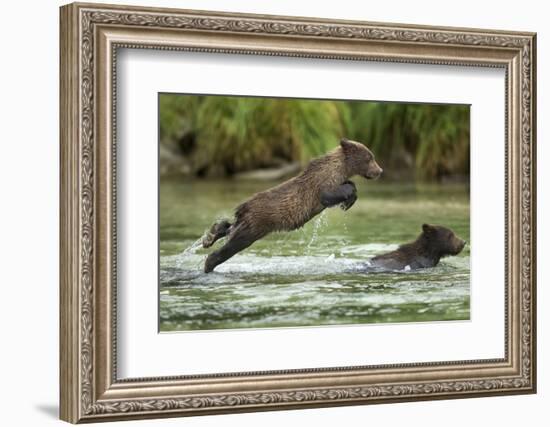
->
{"left": 60, "top": 2, "right": 536, "bottom": 423}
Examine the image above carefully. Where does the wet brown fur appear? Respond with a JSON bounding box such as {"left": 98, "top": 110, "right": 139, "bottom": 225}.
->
{"left": 371, "top": 224, "right": 466, "bottom": 270}
{"left": 204, "top": 139, "right": 382, "bottom": 272}
{"left": 235, "top": 150, "right": 346, "bottom": 237}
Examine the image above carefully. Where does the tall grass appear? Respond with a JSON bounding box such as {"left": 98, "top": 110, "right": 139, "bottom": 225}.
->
{"left": 346, "top": 102, "right": 470, "bottom": 179}
{"left": 159, "top": 94, "right": 469, "bottom": 180}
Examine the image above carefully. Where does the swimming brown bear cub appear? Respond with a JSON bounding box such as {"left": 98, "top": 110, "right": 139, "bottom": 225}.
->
{"left": 369, "top": 224, "right": 466, "bottom": 271}
{"left": 202, "top": 138, "right": 383, "bottom": 273}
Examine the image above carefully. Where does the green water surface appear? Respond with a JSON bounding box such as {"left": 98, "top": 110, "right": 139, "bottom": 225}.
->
{"left": 159, "top": 179, "right": 470, "bottom": 331}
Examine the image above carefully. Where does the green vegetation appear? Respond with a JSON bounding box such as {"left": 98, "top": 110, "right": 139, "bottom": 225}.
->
{"left": 159, "top": 94, "right": 469, "bottom": 181}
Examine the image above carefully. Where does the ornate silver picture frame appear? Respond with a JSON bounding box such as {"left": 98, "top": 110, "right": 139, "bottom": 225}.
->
{"left": 60, "top": 2, "right": 536, "bottom": 423}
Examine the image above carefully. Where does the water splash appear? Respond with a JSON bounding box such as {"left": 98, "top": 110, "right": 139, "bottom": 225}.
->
{"left": 175, "top": 231, "right": 208, "bottom": 269}
{"left": 180, "top": 236, "right": 204, "bottom": 256}
{"left": 307, "top": 211, "right": 328, "bottom": 251}
{"left": 341, "top": 214, "right": 349, "bottom": 241}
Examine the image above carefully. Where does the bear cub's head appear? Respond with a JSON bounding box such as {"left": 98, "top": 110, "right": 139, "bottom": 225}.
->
{"left": 421, "top": 223, "right": 466, "bottom": 257}
{"left": 340, "top": 138, "right": 383, "bottom": 180}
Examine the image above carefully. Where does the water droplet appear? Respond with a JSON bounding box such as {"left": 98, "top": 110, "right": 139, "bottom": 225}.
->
{"left": 306, "top": 211, "right": 328, "bottom": 252}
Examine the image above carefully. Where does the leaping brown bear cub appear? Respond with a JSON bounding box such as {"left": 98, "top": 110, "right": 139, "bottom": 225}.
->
{"left": 369, "top": 224, "right": 466, "bottom": 271}
{"left": 202, "top": 138, "right": 383, "bottom": 273}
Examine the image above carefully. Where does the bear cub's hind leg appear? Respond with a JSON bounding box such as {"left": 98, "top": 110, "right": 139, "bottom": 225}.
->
{"left": 204, "top": 227, "right": 257, "bottom": 273}
{"left": 202, "top": 219, "right": 232, "bottom": 248}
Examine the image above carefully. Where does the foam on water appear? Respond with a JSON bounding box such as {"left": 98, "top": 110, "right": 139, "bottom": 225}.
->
{"left": 163, "top": 241, "right": 469, "bottom": 281}
{"left": 161, "top": 241, "right": 470, "bottom": 331}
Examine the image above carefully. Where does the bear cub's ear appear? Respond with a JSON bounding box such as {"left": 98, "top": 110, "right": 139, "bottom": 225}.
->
{"left": 340, "top": 138, "right": 353, "bottom": 150}
{"left": 422, "top": 223, "right": 435, "bottom": 234}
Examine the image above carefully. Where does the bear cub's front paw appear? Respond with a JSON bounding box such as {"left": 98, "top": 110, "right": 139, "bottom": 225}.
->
{"left": 340, "top": 193, "right": 357, "bottom": 210}
{"left": 340, "top": 181, "right": 357, "bottom": 211}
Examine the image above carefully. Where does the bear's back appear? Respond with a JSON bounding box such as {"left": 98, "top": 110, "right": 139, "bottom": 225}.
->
{"left": 234, "top": 153, "right": 348, "bottom": 232}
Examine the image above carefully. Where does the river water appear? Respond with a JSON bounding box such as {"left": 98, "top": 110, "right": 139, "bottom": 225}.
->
{"left": 159, "top": 179, "right": 470, "bottom": 331}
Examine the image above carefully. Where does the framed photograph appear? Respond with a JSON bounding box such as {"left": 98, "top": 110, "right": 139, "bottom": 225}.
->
{"left": 60, "top": 2, "right": 537, "bottom": 423}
